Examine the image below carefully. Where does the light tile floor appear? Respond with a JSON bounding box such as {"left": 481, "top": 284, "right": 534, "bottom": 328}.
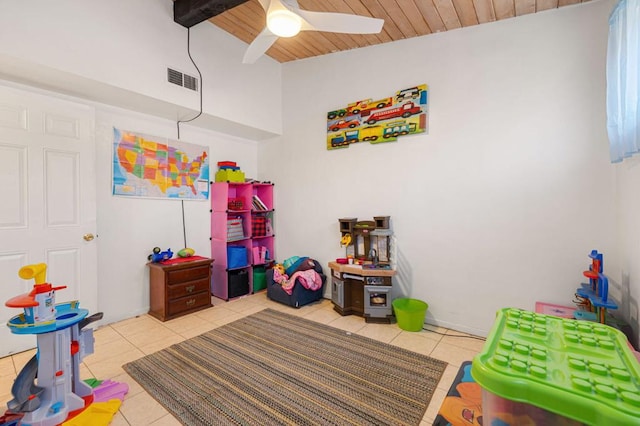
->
{"left": 0, "top": 293, "right": 485, "bottom": 425}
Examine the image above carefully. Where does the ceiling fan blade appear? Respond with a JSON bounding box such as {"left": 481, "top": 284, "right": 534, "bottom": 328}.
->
{"left": 256, "top": 0, "right": 271, "bottom": 12}
{"left": 243, "top": 27, "right": 279, "bottom": 64}
{"left": 277, "top": 0, "right": 301, "bottom": 13}
{"left": 296, "top": 10, "right": 384, "bottom": 34}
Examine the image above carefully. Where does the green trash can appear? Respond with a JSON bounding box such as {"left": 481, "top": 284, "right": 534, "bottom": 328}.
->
{"left": 393, "top": 298, "right": 428, "bottom": 332}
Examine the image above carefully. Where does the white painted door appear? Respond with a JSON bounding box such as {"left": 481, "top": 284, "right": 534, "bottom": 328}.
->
{"left": 0, "top": 84, "right": 97, "bottom": 357}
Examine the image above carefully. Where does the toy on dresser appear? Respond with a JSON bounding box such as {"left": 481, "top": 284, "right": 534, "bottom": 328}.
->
{"left": 147, "top": 247, "right": 173, "bottom": 263}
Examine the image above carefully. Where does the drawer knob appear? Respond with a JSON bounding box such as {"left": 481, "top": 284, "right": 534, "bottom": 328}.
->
{"left": 186, "top": 299, "right": 196, "bottom": 306}
{"left": 186, "top": 285, "right": 195, "bottom": 293}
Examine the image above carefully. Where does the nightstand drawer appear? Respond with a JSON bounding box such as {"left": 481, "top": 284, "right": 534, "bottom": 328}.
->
{"left": 167, "top": 292, "right": 211, "bottom": 317}
{"left": 167, "top": 278, "right": 210, "bottom": 299}
{"left": 166, "top": 265, "right": 210, "bottom": 284}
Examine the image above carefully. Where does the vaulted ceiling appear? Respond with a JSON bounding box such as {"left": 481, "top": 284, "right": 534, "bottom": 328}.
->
{"left": 207, "top": 0, "right": 592, "bottom": 63}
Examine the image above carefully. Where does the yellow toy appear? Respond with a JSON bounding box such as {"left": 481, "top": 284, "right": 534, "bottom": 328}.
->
{"left": 272, "top": 264, "right": 288, "bottom": 286}
{"left": 62, "top": 399, "right": 122, "bottom": 426}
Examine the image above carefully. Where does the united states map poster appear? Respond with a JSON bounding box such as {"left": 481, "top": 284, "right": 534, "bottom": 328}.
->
{"left": 112, "top": 128, "right": 209, "bottom": 200}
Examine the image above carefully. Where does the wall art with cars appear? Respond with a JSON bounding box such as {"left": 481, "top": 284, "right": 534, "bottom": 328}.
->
{"left": 326, "top": 84, "right": 428, "bottom": 150}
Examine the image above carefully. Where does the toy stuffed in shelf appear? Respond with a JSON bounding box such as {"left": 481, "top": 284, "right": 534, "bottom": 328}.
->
{"left": 147, "top": 247, "right": 173, "bottom": 263}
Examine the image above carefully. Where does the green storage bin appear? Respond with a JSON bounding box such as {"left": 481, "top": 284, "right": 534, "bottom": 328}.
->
{"left": 215, "top": 169, "right": 245, "bottom": 183}
{"left": 471, "top": 308, "right": 640, "bottom": 426}
{"left": 392, "top": 298, "right": 428, "bottom": 332}
{"left": 253, "top": 266, "right": 266, "bottom": 292}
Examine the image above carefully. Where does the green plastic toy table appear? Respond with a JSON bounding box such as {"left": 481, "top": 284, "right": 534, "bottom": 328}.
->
{"left": 471, "top": 308, "right": 640, "bottom": 426}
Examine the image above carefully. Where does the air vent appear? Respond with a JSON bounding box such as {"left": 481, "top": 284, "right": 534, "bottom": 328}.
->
{"left": 167, "top": 68, "right": 183, "bottom": 86}
{"left": 183, "top": 74, "right": 198, "bottom": 91}
{"left": 167, "top": 68, "right": 199, "bottom": 92}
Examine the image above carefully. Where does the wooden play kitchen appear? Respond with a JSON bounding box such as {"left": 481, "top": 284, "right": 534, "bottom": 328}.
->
{"left": 331, "top": 216, "right": 396, "bottom": 323}
{"left": 329, "top": 261, "right": 396, "bottom": 323}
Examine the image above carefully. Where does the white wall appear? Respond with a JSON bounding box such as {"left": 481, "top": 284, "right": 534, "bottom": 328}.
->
{"left": 1, "top": 0, "right": 632, "bottom": 339}
{"left": 260, "top": 0, "right": 619, "bottom": 336}
{"left": 614, "top": 156, "right": 640, "bottom": 346}
{"left": 95, "top": 105, "right": 259, "bottom": 324}
{"left": 0, "top": 0, "right": 282, "bottom": 139}
{"left": 0, "top": 0, "right": 276, "bottom": 325}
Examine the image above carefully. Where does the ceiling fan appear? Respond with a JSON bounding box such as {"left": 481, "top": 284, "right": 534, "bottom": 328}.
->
{"left": 243, "top": 0, "right": 384, "bottom": 64}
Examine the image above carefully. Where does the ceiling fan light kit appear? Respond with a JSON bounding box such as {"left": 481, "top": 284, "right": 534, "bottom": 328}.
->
{"left": 242, "top": 0, "right": 384, "bottom": 64}
{"left": 173, "top": 0, "right": 384, "bottom": 64}
{"left": 267, "top": 9, "right": 302, "bottom": 38}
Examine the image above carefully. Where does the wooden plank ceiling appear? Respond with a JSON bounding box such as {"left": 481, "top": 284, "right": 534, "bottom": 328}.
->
{"left": 208, "top": 0, "right": 591, "bottom": 63}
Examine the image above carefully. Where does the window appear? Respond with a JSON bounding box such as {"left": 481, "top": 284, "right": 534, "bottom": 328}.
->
{"left": 607, "top": 0, "right": 640, "bottom": 163}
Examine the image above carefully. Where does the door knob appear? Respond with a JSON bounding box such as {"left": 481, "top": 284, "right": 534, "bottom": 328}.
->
{"left": 83, "top": 233, "right": 95, "bottom": 241}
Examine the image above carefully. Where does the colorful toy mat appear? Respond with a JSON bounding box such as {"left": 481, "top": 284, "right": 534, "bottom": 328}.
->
{"left": 0, "top": 379, "right": 129, "bottom": 426}
{"left": 432, "top": 361, "right": 586, "bottom": 426}
{"left": 433, "top": 361, "right": 482, "bottom": 426}
{"left": 61, "top": 379, "right": 129, "bottom": 426}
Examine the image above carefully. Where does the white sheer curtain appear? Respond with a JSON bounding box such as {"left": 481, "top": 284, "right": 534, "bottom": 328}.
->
{"left": 607, "top": 0, "right": 640, "bottom": 163}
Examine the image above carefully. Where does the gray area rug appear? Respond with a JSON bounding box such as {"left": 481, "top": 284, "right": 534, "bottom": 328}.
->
{"left": 123, "top": 308, "right": 447, "bottom": 425}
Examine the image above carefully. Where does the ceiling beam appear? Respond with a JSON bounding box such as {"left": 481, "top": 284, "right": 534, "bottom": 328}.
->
{"left": 174, "top": 0, "right": 249, "bottom": 28}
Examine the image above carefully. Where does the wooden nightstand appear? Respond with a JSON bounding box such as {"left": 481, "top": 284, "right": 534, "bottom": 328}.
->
{"left": 147, "top": 257, "right": 213, "bottom": 321}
